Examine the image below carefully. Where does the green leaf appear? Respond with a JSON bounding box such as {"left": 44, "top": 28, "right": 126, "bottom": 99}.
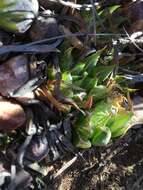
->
{"left": 62, "top": 71, "right": 73, "bottom": 83}
{"left": 89, "top": 100, "right": 113, "bottom": 146}
{"left": 47, "top": 66, "right": 56, "bottom": 80}
{"left": 91, "top": 126, "right": 111, "bottom": 146}
{"left": 73, "top": 98, "right": 132, "bottom": 148}
{"left": 60, "top": 47, "right": 73, "bottom": 71}
{"left": 0, "top": 18, "right": 16, "bottom": 30}
{"left": 0, "top": 1, "right": 16, "bottom": 9}
{"left": 89, "top": 85, "right": 109, "bottom": 101}
{"left": 83, "top": 49, "right": 104, "bottom": 73}
{"left": 74, "top": 114, "right": 92, "bottom": 148}
{"left": 89, "top": 101, "right": 111, "bottom": 128}
{"left": 75, "top": 114, "right": 92, "bottom": 139}
{"left": 108, "top": 112, "right": 133, "bottom": 137}
{"left": 90, "top": 65, "right": 115, "bottom": 84}
{"left": 0, "top": 0, "right": 29, "bottom": 31}
{"left": 0, "top": 0, "right": 26, "bottom": 31}
{"left": 108, "top": 5, "right": 120, "bottom": 14}
{"left": 74, "top": 133, "right": 91, "bottom": 149}
{"left": 90, "top": 106, "right": 112, "bottom": 146}
{"left": 80, "top": 77, "right": 98, "bottom": 92}
{"left": 71, "top": 61, "right": 85, "bottom": 75}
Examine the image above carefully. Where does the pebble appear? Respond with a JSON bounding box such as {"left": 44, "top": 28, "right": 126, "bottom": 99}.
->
{"left": 0, "top": 99, "right": 26, "bottom": 132}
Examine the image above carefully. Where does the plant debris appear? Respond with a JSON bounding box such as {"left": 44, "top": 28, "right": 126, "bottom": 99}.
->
{"left": 0, "top": 0, "right": 143, "bottom": 189}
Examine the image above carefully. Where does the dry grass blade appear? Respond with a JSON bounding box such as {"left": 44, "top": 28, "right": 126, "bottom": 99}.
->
{"left": 1, "top": 1, "right": 143, "bottom": 189}
{"left": 0, "top": 41, "right": 61, "bottom": 55}
{"left": 123, "top": 27, "right": 143, "bottom": 53}
{"left": 52, "top": 156, "right": 78, "bottom": 180}
{"left": 36, "top": 86, "right": 71, "bottom": 112}
{"left": 57, "top": 0, "right": 98, "bottom": 10}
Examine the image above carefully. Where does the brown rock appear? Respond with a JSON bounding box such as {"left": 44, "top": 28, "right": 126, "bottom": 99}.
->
{"left": 123, "top": 1, "right": 143, "bottom": 32}
{"left": 0, "top": 55, "right": 29, "bottom": 96}
{"left": 0, "top": 99, "right": 26, "bottom": 132}
{"left": 38, "top": 0, "right": 61, "bottom": 11}
{"left": 30, "top": 16, "right": 59, "bottom": 41}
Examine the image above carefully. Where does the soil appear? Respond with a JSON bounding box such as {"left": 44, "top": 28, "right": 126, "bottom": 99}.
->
{"left": 1, "top": 1, "right": 143, "bottom": 190}
{"left": 44, "top": 125, "right": 143, "bottom": 190}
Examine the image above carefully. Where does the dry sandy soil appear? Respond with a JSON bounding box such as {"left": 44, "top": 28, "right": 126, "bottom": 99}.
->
{"left": 44, "top": 125, "right": 143, "bottom": 190}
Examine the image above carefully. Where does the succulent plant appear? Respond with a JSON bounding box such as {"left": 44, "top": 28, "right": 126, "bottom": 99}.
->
{"left": 0, "top": 0, "right": 39, "bottom": 33}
